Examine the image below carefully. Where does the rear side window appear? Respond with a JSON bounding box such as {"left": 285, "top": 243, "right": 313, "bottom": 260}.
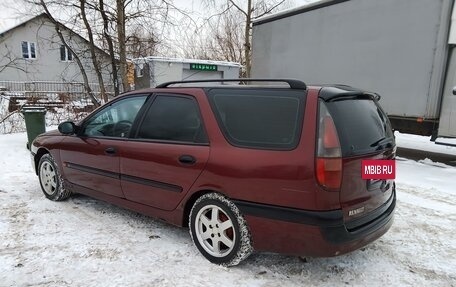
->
{"left": 136, "top": 95, "right": 208, "bottom": 143}
{"left": 208, "top": 89, "right": 305, "bottom": 150}
{"left": 325, "top": 98, "right": 394, "bottom": 156}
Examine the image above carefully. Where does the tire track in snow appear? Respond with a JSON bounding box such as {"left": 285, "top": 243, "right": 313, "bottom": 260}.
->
{"left": 397, "top": 184, "right": 456, "bottom": 214}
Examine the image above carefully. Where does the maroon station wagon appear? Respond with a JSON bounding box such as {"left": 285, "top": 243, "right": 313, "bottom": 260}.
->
{"left": 30, "top": 79, "right": 396, "bottom": 266}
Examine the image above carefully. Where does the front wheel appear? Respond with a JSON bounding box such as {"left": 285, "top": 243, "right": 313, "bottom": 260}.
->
{"left": 189, "top": 193, "right": 253, "bottom": 266}
{"left": 38, "top": 153, "right": 72, "bottom": 201}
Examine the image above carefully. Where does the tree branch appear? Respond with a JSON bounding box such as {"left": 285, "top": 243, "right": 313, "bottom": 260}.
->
{"left": 39, "top": 0, "right": 100, "bottom": 107}
{"left": 254, "top": 0, "right": 286, "bottom": 18}
{"left": 228, "top": 0, "right": 248, "bottom": 17}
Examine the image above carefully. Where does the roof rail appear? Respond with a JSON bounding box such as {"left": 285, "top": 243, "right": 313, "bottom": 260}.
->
{"left": 155, "top": 78, "right": 307, "bottom": 89}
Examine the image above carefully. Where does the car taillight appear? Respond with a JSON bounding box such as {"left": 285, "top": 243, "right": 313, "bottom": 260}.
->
{"left": 316, "top": 101, "right": 342, "bottom": 191}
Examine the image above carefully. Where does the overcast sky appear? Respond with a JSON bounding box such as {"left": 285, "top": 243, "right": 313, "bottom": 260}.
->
{"left": 0, "top": 0, "right": 316, "bottom": 33}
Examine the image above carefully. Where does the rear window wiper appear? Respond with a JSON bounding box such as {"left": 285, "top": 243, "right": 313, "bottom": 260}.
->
{"left": 370, "top": 137, "right": 394, "bottom": 149}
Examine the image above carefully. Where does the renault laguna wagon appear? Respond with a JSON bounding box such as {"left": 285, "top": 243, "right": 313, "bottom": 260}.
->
{"left": 30, "top": 79, "right": 396, "bottom": 266}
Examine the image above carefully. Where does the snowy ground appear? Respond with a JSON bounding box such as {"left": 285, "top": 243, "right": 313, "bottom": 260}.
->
{"left": 396, "top": 131, "right": 456, "bottom": 155}
{"left": 0, "top": 131, "right": 455, "bottom": 287}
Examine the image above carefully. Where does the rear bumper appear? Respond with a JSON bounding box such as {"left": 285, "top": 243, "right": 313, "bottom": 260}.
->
{"left": 234, "top": 189, "right": 395, "bottom": 257}
{"left": 322, "top": 190, "right": 395, "bottom": 244}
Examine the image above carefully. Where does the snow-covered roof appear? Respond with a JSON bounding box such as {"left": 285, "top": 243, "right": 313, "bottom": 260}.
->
{"left": 132, "top": 56, "right": 242, "bottom": 68}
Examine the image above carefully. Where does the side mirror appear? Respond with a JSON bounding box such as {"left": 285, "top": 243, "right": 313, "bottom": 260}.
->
{"left": 58, "top": 121, "right": 77, "bottom": 135}
{"left": 453, "top": 87, "right": 456, "bottom": 96}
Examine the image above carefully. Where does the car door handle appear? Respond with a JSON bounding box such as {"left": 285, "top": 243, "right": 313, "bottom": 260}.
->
{"left": 179, "top": 155, "right": 196, "bottom": 165}
{"left": 105, "top": 147, "right": 117, "bottom": 155}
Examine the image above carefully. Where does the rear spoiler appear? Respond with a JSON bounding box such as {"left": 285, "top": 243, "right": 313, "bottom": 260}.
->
{"left": 319, "top": 86, "right": 381, "bottom": 102}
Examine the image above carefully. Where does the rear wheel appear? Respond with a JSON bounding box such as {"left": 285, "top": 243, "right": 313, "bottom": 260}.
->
{"left": 189, "top": 193, "right": 253, "bottom": 266}
{"left": 38, "top": 154, "right": 71, "bottom": 201}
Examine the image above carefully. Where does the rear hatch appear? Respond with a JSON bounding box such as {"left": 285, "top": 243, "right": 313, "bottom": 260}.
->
{"left": 318, "top": 87, "right": 395, "bottom": 229}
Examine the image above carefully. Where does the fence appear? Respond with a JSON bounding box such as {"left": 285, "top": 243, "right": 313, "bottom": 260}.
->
{"left": 0, "top": 81, "right": 117, "bottom": 95}
{"left": 0, "top": 81, "right": 114, "bottom": 134}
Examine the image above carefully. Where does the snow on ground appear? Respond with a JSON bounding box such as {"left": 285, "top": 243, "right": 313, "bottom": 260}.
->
{"left": 395, "top": 131, "right": 456, "bottom": 155}
{"left": 0, "top": 131, "right": 455, "bottom": 287}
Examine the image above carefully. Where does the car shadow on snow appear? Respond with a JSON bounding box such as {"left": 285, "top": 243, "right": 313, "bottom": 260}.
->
{"left": 67, "top": 193, "right": 190, "bottom": 241}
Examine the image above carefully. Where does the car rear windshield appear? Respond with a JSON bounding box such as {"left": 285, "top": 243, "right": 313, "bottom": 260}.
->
{"left": 324, "top": 98, "right": 394, "bottom": 157}
{"left": 208, "top": 88, "right": 305, "bottom": 150}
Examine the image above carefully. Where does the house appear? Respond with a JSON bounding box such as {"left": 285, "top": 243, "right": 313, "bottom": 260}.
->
{"left": 133, "top": 56, "right": 241, "bottom": 89}
{"left": 0, "top": 13, "right": 112, "bottom": 90}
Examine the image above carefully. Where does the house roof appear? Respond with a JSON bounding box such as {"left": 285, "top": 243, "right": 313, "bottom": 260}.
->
{"left": 1, "top": 13, "right": 53, "bottom": 37}
{"left": 0, "top": 13, "right": 110, "bottom": 58}
{"left": 0, "top": 13, "right": 46, "bottom": 35}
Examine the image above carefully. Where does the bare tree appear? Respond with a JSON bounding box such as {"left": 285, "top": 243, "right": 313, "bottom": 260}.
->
{"left": 96, "top": 0, "right": 176, "bottom": 92}
{"left": 98, "top": 0, "right": 119, "bottom": 96}
{"left": 201, "top": 0, "right": 288, "bottom": 77}
{"left": 79, "top": 0, "right": 108, "bottom": 102}
{"left": 210, "top": 10, "right": 245, "bottom": 63}
{"left": 126, "top": 25, "right": 158, "bottom": 58}
{"left": 116, "top": 0, "right": 129, "bottom": 92}
{"left": 0, "top": 48, "right": 26, "bottom": 74}
{"left": 20, "top": 0, "right": 171, "bottom": 94}
{"left": 180, "top": 10, "right": 244, "bottom": 71}
{"left": 15, "top": 0, "right": 192, "bottom": 102}
{"left": 38, "top": 0, "right": 101, "bottom": 107}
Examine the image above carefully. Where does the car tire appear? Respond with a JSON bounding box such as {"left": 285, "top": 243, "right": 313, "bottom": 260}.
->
{"left": 189, "top": 192, "right": 253, "bottom": 266}
{"left": 38, "top": 153, "right": 72, "bottom": 201}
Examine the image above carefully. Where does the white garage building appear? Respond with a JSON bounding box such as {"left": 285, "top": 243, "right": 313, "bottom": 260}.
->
{"left": 133, "top": 57, "right": 241, "bottom": 89}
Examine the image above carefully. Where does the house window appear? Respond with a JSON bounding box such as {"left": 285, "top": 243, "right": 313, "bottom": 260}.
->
{"left": 60, "top": 45, "right": 73, "bottom": 61}
{"left": 21, "top": 41, "right": 36, "bottom": 59}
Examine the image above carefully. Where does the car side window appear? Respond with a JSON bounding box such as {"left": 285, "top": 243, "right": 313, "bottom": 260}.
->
{"left": 136, "top": 95, "right": 208, "bottom": 143}
{"left": 208, "top": 89, "right": 304, "bottom": 150}
{"left": 82, "top": 95, "right": 147, "bottom": 138}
